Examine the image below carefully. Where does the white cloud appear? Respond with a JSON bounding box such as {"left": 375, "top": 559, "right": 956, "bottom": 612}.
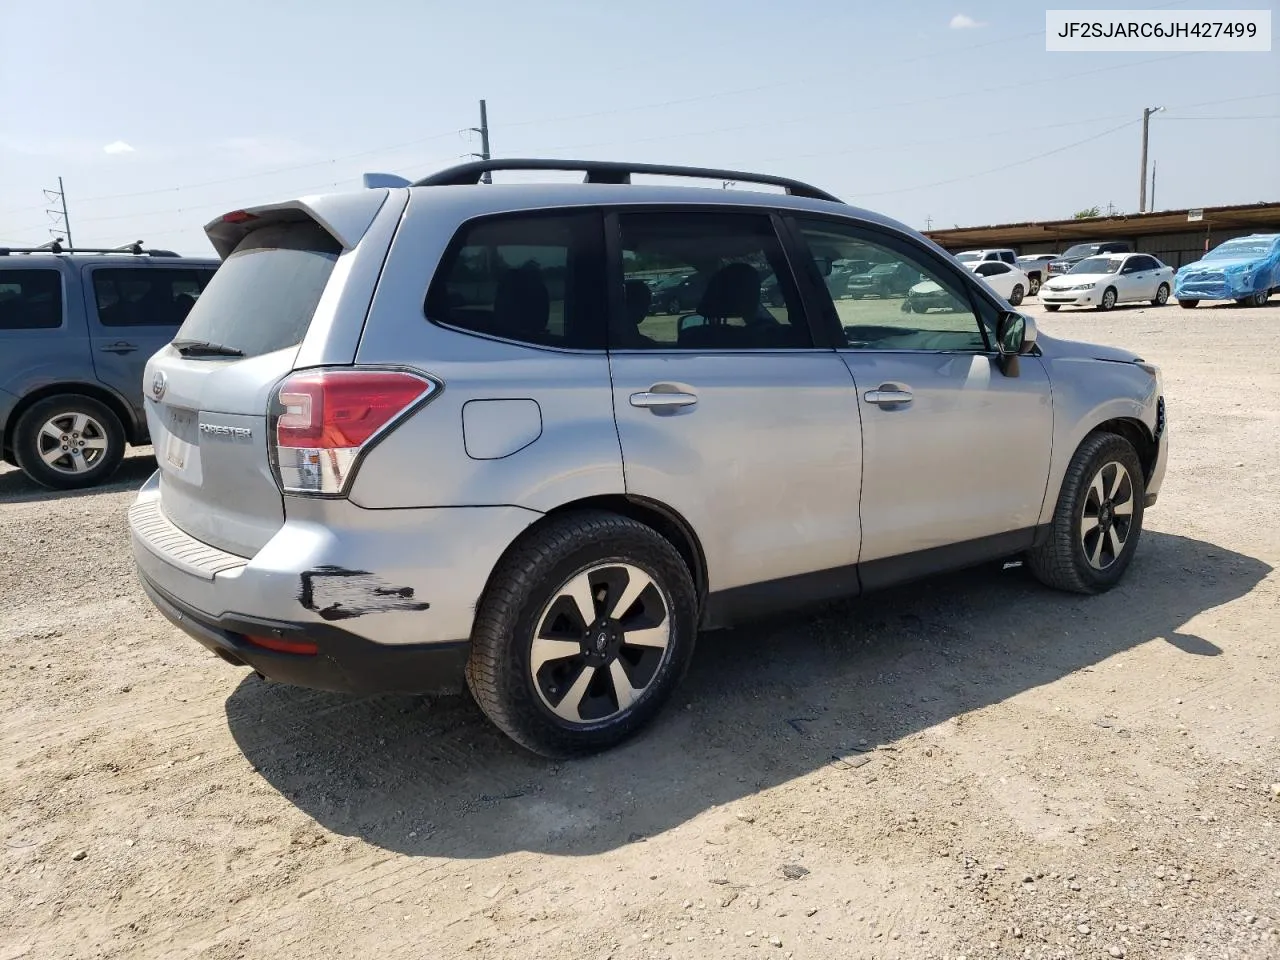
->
{"left": 103, "top": 140, "right": 135, "bottom": 155}
{"left": 950, "top": 13, "right": 984, "bottom": 29}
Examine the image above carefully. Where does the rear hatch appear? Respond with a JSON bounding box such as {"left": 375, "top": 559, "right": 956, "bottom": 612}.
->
{"left": 144, "top": 216, "right": 345, "bottom": 558}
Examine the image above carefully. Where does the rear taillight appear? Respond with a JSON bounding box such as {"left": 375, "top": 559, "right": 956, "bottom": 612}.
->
{"left": 269, "top": 369, "right": 440, "bottom": 495}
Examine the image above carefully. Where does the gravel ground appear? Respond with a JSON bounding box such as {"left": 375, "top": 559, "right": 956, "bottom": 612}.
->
{"left": 2, "top": 299, "right": 1278, "bottom": 960}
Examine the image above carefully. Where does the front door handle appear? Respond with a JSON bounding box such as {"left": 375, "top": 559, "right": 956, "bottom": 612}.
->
{"left": 630, "top": 389, "right": 698, "bottom": 410}
{"left": 864, "top": 387, "right": 913, "bottom": 406}
{"left": 99, "top": 341, "right": 138, "bottom": 354}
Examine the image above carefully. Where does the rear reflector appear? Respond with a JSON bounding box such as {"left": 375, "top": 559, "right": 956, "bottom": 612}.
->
{"left": 243, "top": 634, "right": 318, "bottom": 656}
{"left": 270, "top": 369, "right": 439, "bottom": 495}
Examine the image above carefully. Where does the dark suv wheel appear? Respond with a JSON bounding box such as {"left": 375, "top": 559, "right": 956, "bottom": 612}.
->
{"left": 12, "top": 394, "right": 126, "bottom": 490}
{"left": 466, "top": 511, "right": 697, "bottom": 757}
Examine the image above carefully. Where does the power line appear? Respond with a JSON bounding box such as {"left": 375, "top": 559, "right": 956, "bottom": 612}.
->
{"left": 845, "top": 118, "right": 1140, "bottom": 199}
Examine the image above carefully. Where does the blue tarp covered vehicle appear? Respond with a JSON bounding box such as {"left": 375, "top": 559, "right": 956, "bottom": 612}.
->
{"left": 1174, "top": 234, "right": 1280, "bottom": 308}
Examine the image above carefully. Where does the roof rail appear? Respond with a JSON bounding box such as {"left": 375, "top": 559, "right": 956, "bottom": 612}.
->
{"left": 411, "top": 159, "right": 842, "bottom": 203}
{"left": 0, "top": 240, "right": 181, "bottom": 257}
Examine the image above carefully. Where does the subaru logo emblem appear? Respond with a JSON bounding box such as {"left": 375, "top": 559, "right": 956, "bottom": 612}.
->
{"left": 151, "top": 370, "right": 168, "bottom": 401}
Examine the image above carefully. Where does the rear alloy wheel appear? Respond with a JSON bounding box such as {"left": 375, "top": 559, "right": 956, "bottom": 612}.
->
{"left": 1027, "top": 432, "right": 1145, "bottom": 594}
{"left": 466, "top": 512, "right": 697, "bottom": 757}
{"left": 1097, "top": 287, "right": 1117, "bottom": 311}
{"left": 1152, "top": 283, "right": 1170, "bottom": 306}
{"left": 1029, "top": 276, "right": 1042, "bottom": 296}
{"left": 12, "top": 394, "right": 125, "bottom": 490}
{"left": 1178, "top": 299, "right": 1199, "bottom": 309}
{"left": 1008, "top": 284, "right": 1025, "bottom": 306}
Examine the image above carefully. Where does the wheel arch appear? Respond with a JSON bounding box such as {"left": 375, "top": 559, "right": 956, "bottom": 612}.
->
{"left": 477, "top": 494, "right": 709, "bottom": 623}
{"left": 1087, "top": 417, "right": 1158, "bottom": 485}
{"left": 3, "top": 381, "right": 144, "bottom": 459}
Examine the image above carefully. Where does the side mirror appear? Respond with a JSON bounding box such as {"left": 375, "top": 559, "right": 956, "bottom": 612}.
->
{"left": 995, "top": 311, "right": 1037, "bottom": 375}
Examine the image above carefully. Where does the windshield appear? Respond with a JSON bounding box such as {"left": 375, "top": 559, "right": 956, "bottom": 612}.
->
{"left": 1205, "top": 240, "right": 1276, "bottom": 260}
{"left": 955, "top": 252, "right": 981, "bottom": 263}
{"left": 1070, "top": 256, "right": 1123, "bottom": 275}
{"left": 1063, "top": 243, "right": 1101, "bottom": 259}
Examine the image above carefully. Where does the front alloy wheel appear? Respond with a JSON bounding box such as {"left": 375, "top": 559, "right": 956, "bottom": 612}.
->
{"left": 1027, "top": 432, "right": 1146, "bottom": 594}
{"left": 1098, "top": 287, "right": 1117, "bottom": 311}
{"left": 1079, "top": 461, "right": 1136, "bottom": 571}
{"left": 1152, "top": 283, "right": 1170, "bottom": 306}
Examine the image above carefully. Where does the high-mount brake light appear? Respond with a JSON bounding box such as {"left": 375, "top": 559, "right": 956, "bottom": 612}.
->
{"left": 221, "top": 210, "right": 259, "bottom": 224}
{"left": 269, "top": 369, "right": 438, "bottom": 495}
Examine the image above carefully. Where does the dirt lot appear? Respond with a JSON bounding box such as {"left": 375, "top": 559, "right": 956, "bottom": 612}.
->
{"left": 2, "top": 299, "right": 1278, "bottom": 960}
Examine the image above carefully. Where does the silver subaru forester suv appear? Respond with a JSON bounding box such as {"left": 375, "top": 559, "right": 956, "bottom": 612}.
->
{"left": 129, "top": 159, "right": 1168, "bottom": 757}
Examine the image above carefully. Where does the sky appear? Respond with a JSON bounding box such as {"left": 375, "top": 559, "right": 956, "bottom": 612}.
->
{"left": 1, "top": 0, "right": 1277, "bottom": 256}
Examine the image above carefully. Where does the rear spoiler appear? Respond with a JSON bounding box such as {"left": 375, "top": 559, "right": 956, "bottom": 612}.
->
{"left": 204, "top": 190, "right": 392, "bottom": 259}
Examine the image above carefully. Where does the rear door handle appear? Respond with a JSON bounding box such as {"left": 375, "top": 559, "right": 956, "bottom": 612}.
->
{"left": 864, "top": 388, "right": 913, "bottom": 406}
{"left": 99, "top": 341, "right": 138, "bottom": 354}
{"left": 630, "top": 390, "right": 698, "bottom": 410}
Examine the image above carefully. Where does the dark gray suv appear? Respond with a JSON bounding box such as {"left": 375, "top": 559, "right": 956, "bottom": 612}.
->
{"left": 0, "top": 243, "right": 219, "bottom": 489}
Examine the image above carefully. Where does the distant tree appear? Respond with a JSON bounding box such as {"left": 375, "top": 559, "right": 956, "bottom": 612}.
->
{"left": 1073, "top": 206, "right": 1101, "bottom": 219}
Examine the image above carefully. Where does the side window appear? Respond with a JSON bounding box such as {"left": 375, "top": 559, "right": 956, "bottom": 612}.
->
{"left": 0, "top": 269, "right": 63, "bottom": 330}
{"left": 425, "top": 212, "right": 603, "bottom": 349}
{"left": 616, "top": 212, "right": 810, "bottom": 350}
{"left": 1000, "top": 251, "right": 1017, "bottom": 264}
{"left": 795, "top": 218, "right": 989, "bottom": 352}
{"left": 974, "top": 262, "right": 1006, "bottom": 278}
{"left": 93, "top": 268, "right": 215, "bottom": 327}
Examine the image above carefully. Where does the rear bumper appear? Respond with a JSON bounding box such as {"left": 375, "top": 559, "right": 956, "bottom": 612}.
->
{"left": 140, "top": 573, "right": 469, "bottom": 694}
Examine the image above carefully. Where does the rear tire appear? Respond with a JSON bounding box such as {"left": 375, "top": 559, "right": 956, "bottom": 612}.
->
{"left": 1151, "top": 283, "right": 1170, "bottom": 306}
{"left": 1027, "top": 433, "right": 1146, "bottom": 595}
{"left": 466, "top": 511, "right": 698, "bottom": 758}
{"left": 12, "top": 394, "right": 126, "bottom": 490}
{"left": 1178, "top": 299, "right": 1199, "bottom": 309}
{"left": 1028, "top": 276, "right": 1041, "bottom": 296}
{"left": 1008, "top": 284, "right": 1025, "bottom": 307}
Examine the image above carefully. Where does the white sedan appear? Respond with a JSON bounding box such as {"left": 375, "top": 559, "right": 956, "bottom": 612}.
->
{"left": 966, "top": 260, "right": 1031, "bottom": 306}
{"left": 1040, "top": 252, "right": 1175, "bottom": 312}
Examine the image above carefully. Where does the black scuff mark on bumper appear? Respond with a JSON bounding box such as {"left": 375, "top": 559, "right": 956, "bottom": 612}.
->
{"left": 299, "top": 565, "right": 431, "bottom": 621}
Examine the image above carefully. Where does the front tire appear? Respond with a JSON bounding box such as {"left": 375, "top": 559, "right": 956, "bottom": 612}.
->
{"left": 466, "top": 512, "right": 698, "bottom": 758}
{"left": 1178, "top": 299, "right": 1199, "bottom": 309}
{"left": 1248, "top": 288, "right": 1270, "bottom": 307}
{"left": 1044, "top": 304, "right": 1061, "bottom": 312}
{"left": 1027, "top": 433, "right": 1146, "bottom": 594}
{"left": 1008, "top": 284, "right": 1025, "bottom": 307}
{"left": 1029, "top": 276, "right": 1041, "bottom": 296}
{"left": 12, "top": 394, "right": 126, "bottom": 490}
{"left": 1097, "top": 287, "right": 1117, "bottom": 311}
{"left": 1152, "top": 283, "right": 1170, "bottom": 306}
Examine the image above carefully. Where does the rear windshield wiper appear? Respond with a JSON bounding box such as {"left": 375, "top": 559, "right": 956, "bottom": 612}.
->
{"left": 172, "top": 339, "right": 244, "bottom": 358}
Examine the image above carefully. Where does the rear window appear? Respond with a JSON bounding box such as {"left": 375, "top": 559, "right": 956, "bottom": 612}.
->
{"left": 174, "top": 220, "right": 340, "bottom": 359}
{"left": 0, "top": 269, "right": 63, "bottom": 330}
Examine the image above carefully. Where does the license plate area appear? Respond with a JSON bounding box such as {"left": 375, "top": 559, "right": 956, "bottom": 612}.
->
{"left": 163, "top": 408, "right": 197, "bottom": 472}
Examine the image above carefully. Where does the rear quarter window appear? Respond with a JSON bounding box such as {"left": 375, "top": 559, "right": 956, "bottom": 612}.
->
{"left": 174, "top": 221, "right": 340, "bottom": 359}
{"left": 425, "top": 211, "right": 605, "bottom": 350}
{"left": 0, "top": 269, "right": 63, "bottom": 330}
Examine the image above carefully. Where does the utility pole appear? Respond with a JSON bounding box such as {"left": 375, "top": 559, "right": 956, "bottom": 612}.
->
{"left": 42, "top": 176, "right": 73, "bottom": 249}
{"left": 469, "top": 100, "right": 492, "bottom": 183}
{"left": 1149, "top": 161, "right": 1157, "bottom": 212}
{"left": 925, "top": 216, "right": 933, "bottom": 231}
{"left": 1138, "top": 105, "right": 1163, "bottom": 213}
